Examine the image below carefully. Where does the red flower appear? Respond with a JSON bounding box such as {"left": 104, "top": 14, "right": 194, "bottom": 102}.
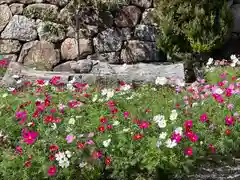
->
{"left": 225, "top": 129, "right": 231, "bottom": 135}
{"left": 24, "top": 161, "right": 31, "bottom": 168}
{"left": 48, "top": 166, "right": 57, "bottom": 176}
{"left": 49, "top": 155, "right": 55, "bottom": 161}
{"left": 218, "top": 81, "right": 224, "bottom": 87}
{"left": 105, "top": 157, "right": 111, "bottom": 166}
{"left": 100, "top": 116, "right": 107, "bottom": 123}
{"left": 133, "top": 134, "right": 144, "bottom": 140}
{"left": 190, "top": 134, "right": 198, "bottom": 142}
{"left": 77, "top": 142, "right": 85, "bottom": 149}
{"left": 15, "top": 146, "right": 23, "bottom": 156}
{"left": 175, "top": 104, "right": 180, "bottom": 108}
{"left": 36, "top": 79, "right": 45, "bottom": 85}
{"left": 209, "top": 144, "right": 215, "bottom": 153}
{"left": 184, "top": 120, "right": 193, "bottom": 129}
{"left": 145, "top": 108, "right": 151, "bottom": 113}
{"left": 98, "top": 126, "right": 105, "bottom": 132}
{"left": 184, "top": 147, "right": 193, "bottom": 156}
{"left": 107, "top": 124, "right": 113, "bottom": 129}
{"left": 49, "top": 144, "right": 59, "bottom": 152}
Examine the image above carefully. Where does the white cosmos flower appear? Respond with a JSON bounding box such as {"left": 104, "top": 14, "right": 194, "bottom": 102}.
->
{"left": 51, "top": 123, "right": 57, "bottom": 130}
{"left": 103, "top": 139, "right": 111, "bottom": 147}
{"left": 65, "top": 150, "right": 72, "bottom": 158}
{"left": 112, "top": 121, "right": 120, "bottom": 126}
{"left": 192, "top": 102, "right": 198, "bottom": 107}
{"left": 169, "top": 110, "right": 178, "bottom": 121}
{"left": 213, "top": 88, "right": 223, "bottom": 95}
{"left": 155, "top": 77, "right": 168, "bottom": 85}
{"left": 12, "top": 75, "right": 20, "bottom": 79}
{"left": 7, "top": 87, "right": 15, "bottom": 92}
{"left": 59, "top": 159, "right": 70, "bottom": 168}
{"left": 165, "top": 139, "right": 177, "bottom": 148}
{"left": 120, "top": 84, "right": 131, "bottom": 91}
{"left": 153, "top": 114, "right": 167, "bottom": 128}
{"left": 174, "top": 127, "right": 183, "bottom": 135}
{"left": 159, "top": 132, "right": 167, "bottom": 140}
{"left": 79, "top": 161, "right": 87, "bottom": 168}
{"left": 206, "top": 58, "right": 213, "bottom": 65}
{"left": 156, "top": 140, "right": 162, "bottom": 148}
{"left": 68, "top": 118, "right": 75, "bottom": 125}
{"left": 153, "top": 114, "right": 165, "bottom": 123}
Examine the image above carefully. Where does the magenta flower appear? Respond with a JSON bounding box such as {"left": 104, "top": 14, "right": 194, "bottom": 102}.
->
{"left": 16, "top": 111, "right": 27, "bottom": 125}
{"left": 225, "top": 115, "right": 234, "bottom": 126}
{"left": 22, "top": 130, "right": 38, "bottom": 145}
{"left": 123, "top": 111, "right": 129, "bottom": 119}
{"left": 200, "top": 114, "right": 208, "bottom": 123}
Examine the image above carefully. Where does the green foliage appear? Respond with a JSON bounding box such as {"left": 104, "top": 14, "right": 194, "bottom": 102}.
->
{"left": 0, "top": 68, "right": 240, "bottom": 179}
{"left": 153, "top": 0, "right": 233, "bottom": 61}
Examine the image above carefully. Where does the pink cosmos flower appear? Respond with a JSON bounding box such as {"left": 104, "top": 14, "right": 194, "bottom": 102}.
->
{"left": 16, "top": 111, "right": 27, "bottom": 125}
{"left": 227, "top": 104, "right": 234, "bottom": 110}
{"left": 22, "top": 130, "right": 38, "bottom": 145}
{"left": 139, "top": 121, "right": 150, "bottom": 129}
{"left": 66, "top": 135, "right": 75, "bottom": 143}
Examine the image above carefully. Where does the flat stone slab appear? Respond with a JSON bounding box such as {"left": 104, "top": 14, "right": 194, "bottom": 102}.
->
{"left": 0, "top": 62, "right": 185, "bottom": 88}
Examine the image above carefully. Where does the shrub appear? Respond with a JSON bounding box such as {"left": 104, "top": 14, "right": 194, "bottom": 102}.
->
{"left": 153, "top": 0, "right": 233, "bottom": 62}
{"left": 0, "top": 64, "right": 240, "bottom": 179}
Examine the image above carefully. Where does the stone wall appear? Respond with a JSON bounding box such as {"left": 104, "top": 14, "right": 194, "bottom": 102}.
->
{"left": 0, "top": 0, "right": 165, "bottom": 73}
{"left": 0, "top": 0, "right": 240, "bottom": 74}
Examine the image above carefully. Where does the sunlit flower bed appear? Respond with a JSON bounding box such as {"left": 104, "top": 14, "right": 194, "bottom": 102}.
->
{"left": 0, "top": 57, "right": 240, "bottom": 179}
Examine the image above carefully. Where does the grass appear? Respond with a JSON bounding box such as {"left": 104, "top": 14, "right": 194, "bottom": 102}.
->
{"left": 0, "top": 65, "right": 240, "bottom": 179}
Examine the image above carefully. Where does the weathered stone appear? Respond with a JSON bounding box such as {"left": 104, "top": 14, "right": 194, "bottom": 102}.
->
{"left": 66, "top": 25, "right": 98, "bottom": 38}
{"left": 53, "top": 61, "right": 74, "bottom": 73}
{"left": 0, "top": 40, "right": 22, "bottom": 54}
{"left": 23, "top": 41, "right": 59, "bottom": 70}
{"left": 87, "top": 52, "right": 120, "bottom": 64}
{"left": 0, "top": 0, "right": 43, "bottom": 4}
{"left": 231, "top": 4, "right": 240, "bottom": 33}
{"left": 70, "top": 59, "right": 93, "bottom": 73}
{"left": 93, "top": 28, "right": 123, "bottom": 52}
{"left": 134, "top": 24, "right": 157, "bottom": 41}
{"left": 0, "top": 4, "right": 12, "bottom": 33}
{"left": 131, "top": 0, "right": 152, "bottom": 8}
{"left": 121, "top": 40, "right": 161, "bottom": 63}
{"left": 115, "top": 6, "right": 141, "bottom": 27}
{"left": 99, "top": 11, "right": 114, "bottom": 28}
{"left": 37, "top": 21, "right": 66, "bottom": 42}
{"left": 61, "top": 38, "right": 93, "bottom": 60}
{"left": 45, "top": 0, "right": 70, "bottom": 7}
{"left": 1, "top": 61, "right": 185, "bottom": 89}
{"left": 1, "top": 15, "right": 37, "bottom": 41}
{"left": 121, "top": 28, "right": 132, "bottom": 40}
{"left": 23, "top": 3, "right": 58, "bottom": 21}
{"left": 18, "top": 41, "right": 39, "bottom": 63}
{"left": 141, "top": 8, "right": 155, "bottom": 25}
{"left": 58, "top": 6, "right": 72, "bottom": 25}
{"left": 9, "top": 3, "right": 24, "bottom": 15}
{"left": 78, "top": 7, "right": 100, "bottom": 25}
{"left": 2, "top": 54, "right": 18, "bottom": 63}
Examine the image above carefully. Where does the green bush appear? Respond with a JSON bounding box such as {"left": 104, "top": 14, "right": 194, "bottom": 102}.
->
{"left": 153, "top": 0, "right": 233, "bottom": 62}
